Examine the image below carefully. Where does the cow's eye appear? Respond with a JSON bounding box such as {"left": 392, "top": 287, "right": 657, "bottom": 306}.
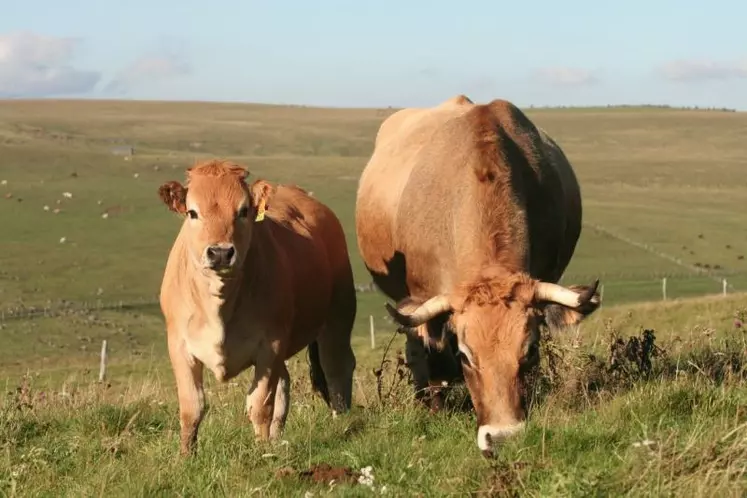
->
{"left": 186, "top": 209, "right": 198, "bottom": 220}
{"left": 237, "top": 206, "right": 249, "bottom": 219}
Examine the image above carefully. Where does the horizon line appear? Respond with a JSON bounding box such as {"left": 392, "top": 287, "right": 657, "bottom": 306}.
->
{"left": 0, "top": 96, "right": 743, "bottom": 113}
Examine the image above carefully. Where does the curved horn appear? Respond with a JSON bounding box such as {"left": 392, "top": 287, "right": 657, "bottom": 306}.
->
{"left": 385, "top": 295, "right": 452, "bottom": 328}
{"left": 535, "top": 280, "right": 600, "bottom": 308}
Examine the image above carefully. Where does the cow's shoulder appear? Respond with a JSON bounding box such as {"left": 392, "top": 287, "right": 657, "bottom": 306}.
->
{"left": 458, "top": 99, "right": 546, "bottom": 181}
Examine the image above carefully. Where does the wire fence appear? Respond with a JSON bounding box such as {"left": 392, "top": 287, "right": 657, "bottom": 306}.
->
{"left": 0, "top": 297, "right": 160, "bottom": 323}
{"left": 1, "top": 273, "right": 744, "bottom": 324}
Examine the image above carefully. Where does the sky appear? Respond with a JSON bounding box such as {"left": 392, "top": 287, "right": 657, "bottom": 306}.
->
{"left": 0, "top": 0, "right": 745, "bottom": 109}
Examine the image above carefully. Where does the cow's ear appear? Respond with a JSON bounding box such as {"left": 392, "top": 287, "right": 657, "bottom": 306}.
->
{"left": 249, "top": 179, "right": 276, "bottom": 222}
{"left": 158, "top": 181, "right": 187, "bottom": 214}
{"left": 540, "top": 282, "right": 601, "bottom": 331}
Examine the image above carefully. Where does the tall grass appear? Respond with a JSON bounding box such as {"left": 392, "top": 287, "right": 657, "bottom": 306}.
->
{"left": 3, "top": 302, "right": 746, "bottom": 496}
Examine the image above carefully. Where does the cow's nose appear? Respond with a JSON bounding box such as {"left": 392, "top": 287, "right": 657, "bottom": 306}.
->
{"left": 205, "top": 244, "right": 236, "bottom": 268}
{"left": 477, "top": 422, "right": 525, "bottom": 457}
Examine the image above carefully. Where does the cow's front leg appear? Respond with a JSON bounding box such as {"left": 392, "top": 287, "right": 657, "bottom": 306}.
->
{"left": 168, "top": 334, "right": 205, "bottom": 455}
{"left": 405, "top": 334, "right": 437, "bottom": 408}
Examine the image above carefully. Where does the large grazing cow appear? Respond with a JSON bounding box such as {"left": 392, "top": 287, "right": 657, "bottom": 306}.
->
{"left": 355, "top": 95, "right": 601, "bottom": 455}
{"left": 158, "top": 160, "right": 357, "bottom": 455}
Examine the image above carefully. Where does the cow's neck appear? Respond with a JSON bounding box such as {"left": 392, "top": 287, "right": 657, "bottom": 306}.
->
{"left": 192, "top": 268, "right": 244, "bottom": 326}
{"left": 479, "top": 191, "right": 529, "bottom": 272}
{"left": 186, "top": 224, "right": 274, "bottom": 329}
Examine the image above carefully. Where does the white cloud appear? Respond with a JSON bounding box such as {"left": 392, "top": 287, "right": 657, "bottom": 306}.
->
{"left": 658, "top": 58, "right": 747, "bottom": 82}
{"left": 0, "top": 31, "right": 100, "bottom": 97}
{"left": 103, "top": 55, "right": 191, "bottom": 95}
{"left": 533, "top": 67, "right": 598, "bottom": 86}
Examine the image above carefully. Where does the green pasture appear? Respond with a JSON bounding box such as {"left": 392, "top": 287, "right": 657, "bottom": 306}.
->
{"left": 1, "top": 100, "right": 746, "bottom": 310}
{"left": 1, "top": 100, "right": 746, "bottom": 496}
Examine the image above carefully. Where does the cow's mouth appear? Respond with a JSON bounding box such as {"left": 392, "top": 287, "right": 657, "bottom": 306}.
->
{"left": 210, "top": 266, "right": 236, "bottom": 278}
{"left": 200, "top": 264, "right": 237, "bottom": 279}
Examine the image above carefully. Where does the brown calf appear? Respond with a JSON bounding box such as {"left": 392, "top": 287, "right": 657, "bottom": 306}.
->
{"left": 158, "top": 159, "right": 357, "bottom": 455}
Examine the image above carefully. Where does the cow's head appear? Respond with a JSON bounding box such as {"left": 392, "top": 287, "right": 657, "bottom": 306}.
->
{"left": 386, "top": 266, "right": 600, "bottom": 456}
{"left": 158, "top": 160, "right": 275, "bottom": 278}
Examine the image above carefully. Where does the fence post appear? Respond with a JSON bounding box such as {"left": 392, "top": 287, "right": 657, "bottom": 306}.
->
{"left": 662, "top": 277, "right": 667, "bottom": 301}
{"left": 99, "top": 340, "right": 108, "bottom": 382}
{"left": 369, "top": 315, "right": 375, "bottom": 349}
{"left": 723, "top": 278, "right": 727, "bottom": 296}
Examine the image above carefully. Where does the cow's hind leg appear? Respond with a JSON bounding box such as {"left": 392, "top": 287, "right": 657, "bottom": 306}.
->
{"left": 246, "top": 355, "right": 281, "bottom": 440}
{"left": 270, "top": 362, "right": 290, "bottom": 439}
{"left": 311, "top": 283, "right": 357, "bottom": 414}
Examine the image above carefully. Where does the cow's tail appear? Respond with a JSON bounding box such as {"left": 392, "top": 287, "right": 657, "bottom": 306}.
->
{"left": 307, "top": 341, "right": 331, "bottom": 406}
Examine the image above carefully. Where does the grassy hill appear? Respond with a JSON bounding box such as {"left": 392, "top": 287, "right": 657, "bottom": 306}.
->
{"left": 1, "top": 99, "right": 746, "bottom": 496}
{"left": 1, "top": 99, "right": 746, "bottom": 311}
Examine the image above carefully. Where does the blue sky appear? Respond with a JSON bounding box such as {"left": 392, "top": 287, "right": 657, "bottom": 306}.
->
{"left": 1, "top": 0, "right": 745, "bottom": 108}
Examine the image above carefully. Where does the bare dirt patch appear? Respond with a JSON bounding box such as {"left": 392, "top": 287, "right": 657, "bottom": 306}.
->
{"left": 276, "top": 463, "right": 361, "bottom": 486}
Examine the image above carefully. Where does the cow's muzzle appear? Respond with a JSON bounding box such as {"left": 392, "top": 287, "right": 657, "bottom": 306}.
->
{"left": 204, "top": 243, "right": 236, "bottom": 273}
{"left": 477, "top": 422, "right": 525, "bottom": 457}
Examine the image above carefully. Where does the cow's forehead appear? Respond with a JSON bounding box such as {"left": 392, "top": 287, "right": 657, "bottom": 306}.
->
{"left": 187, "top": 176, "right": 247, "bottom": 208}
{"left": 460, "top": 303, "right": 529, "bottom": 344}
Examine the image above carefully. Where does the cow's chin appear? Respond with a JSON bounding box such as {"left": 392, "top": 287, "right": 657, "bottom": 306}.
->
{"left": 205, "top": 266, "right": 238, "bottom": 279}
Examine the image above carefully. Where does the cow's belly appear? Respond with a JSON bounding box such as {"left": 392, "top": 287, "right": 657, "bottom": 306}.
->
{"left": 184, "top": 321, "right": 266, "bottom": 382}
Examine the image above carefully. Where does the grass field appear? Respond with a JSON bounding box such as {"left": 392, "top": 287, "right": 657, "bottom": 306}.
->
{"left": 3, "top": 294, "right": 746, "bottom": 496}
{"left": 1, "top": 100, "right": 746, "bottom": 310}
{"left": 1, "top": 99, "right": 747, "bottom": 496}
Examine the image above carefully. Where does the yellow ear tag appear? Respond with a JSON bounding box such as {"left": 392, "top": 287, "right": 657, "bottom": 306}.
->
{"left": 255, "top": 199, "right": 266, "bottom": 222}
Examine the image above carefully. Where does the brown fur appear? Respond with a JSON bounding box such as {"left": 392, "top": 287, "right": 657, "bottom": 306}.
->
{"left": 451, "top": 266, "right": 536, "bottom": 311}
{"left": 355, "top": 95, "right": 600, "bottom": 444}
{"left": 159, "top": 159, "right": 357, "bottom": 455}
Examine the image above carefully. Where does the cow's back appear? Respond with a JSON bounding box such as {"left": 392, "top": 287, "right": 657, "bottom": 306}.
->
{"left": 356, "top": 96, "right": 584, "bottom": 303}
{"left": 534, "top": 127, "right": 583, "bottom": 281}
{"left": 265, "top": 185, "right": 355, "bottom": 355}
{"left": 355, "top": 97, "right": 477, "bottom": 299}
